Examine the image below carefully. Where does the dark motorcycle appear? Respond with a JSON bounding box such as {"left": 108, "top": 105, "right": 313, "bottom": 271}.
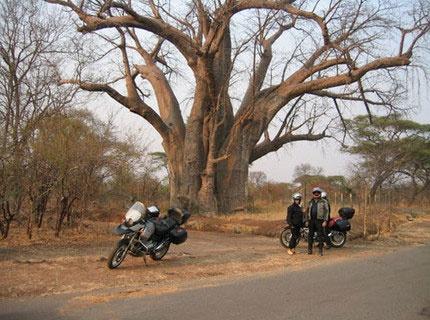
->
{"left": 280, "top": 207, "right": 355, "bottom": 249}
{"left": 107, "top": 204, "right": 190, "bottom": 269}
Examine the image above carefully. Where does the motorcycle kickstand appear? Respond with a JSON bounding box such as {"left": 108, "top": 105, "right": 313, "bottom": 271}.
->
{"left": 143, "top": 254, "right": 147, "bottom": 266}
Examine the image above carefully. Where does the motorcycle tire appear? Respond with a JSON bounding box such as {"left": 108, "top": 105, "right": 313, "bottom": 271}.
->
{"left": 280, "top": 228, "right": 299, "bottom": 248}
{"left": 150, "top": 242, "right": 170, "bottom": 261}
{"left": 107, "top": 242, "right": 128, "bottom": 269}
{"left": 329, "top": 231, "right": 347, "bottom": 248}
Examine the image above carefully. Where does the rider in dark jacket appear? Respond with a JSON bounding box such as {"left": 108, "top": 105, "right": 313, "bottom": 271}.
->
{"left": 286, "top": 193, "right": 304, "bottom": 255}
{"left": 321, "top": 191, "right": 331, "bottom": 249}
{"left": 306, "top": 187, "right": 329, "bottom": 256}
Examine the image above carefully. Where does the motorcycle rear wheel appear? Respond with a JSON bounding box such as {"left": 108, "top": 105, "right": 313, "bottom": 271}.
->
{"left": 280, "top": 228, "right": 299, "bottom": 248}
{"left": 150, "top": 242, "right": 170, "bottom": 261}
{"left": 107, "top": 243, "right": 128, "bottom": 269}
{"left": 329, "top": 231, "right": 346, "bottom": 248}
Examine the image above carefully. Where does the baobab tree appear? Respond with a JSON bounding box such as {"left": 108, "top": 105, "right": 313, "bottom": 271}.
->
{"left": 45, "top": 0, "right": 429, "bottom": 213}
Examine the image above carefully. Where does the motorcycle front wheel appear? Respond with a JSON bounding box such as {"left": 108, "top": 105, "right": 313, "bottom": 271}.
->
{"left": 150, "top": 242, "right": 170, "bottom": 261}
{"left": 107, "top": 242, "right": 128, "bottom": 269}
{"left": 280, "top": 228, "right": 299, "bottom": 248}
{"left": 329, "top": 231, "right": 346, "bottom": 248}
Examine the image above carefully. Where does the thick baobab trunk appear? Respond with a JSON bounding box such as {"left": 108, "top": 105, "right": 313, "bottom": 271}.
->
{"left": 216, "top": 154, "right": 249, "bottom": 213}
{"left": 216, "top": 117, "right": 264, "bottom": 213}
{"left": 163, "top": 139, "right": 186, "bottom": 208}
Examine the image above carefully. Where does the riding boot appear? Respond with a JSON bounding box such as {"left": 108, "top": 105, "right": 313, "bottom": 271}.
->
{"left": 319, "top": 244, "right": 324, "bottom": 256}
{"left": 307, "top": 243, "right": 313, "bottom": 255}
{"left": 324, "top": 229, "right": 331, "bottom": 249}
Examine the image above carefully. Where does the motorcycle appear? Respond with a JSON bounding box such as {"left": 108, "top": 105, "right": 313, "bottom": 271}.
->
{"left": 107, "top": 202, "right": 190, "bottom": 269}
{"left": 280, "top": 207, "right": 355, "bottom": 249}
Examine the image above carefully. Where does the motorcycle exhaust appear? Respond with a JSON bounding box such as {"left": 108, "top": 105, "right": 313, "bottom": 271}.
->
{"left": 154, "top": 240, "right": 168, "bottom": 251}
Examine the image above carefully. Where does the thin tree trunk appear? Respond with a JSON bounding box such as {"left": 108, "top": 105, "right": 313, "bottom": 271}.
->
{"left": 55, "top": 196, "right": 68, "bottom": 237}
{"left": 37, "top": 211, "right": 45, "bottom": 228}
{"left": 27, "top": 210, "right": 33, "bottom": 239}
{"left": 1, "top": 201, "right": 14, "bottom": 239}
{"left": 37, "top": 194, "right": 49, "bottom": 228}
{"left": 3, "top": 220, "right": 11, "bottom": 239}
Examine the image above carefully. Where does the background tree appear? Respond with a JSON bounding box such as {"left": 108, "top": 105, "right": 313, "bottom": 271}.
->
{"left": 401, "top": 143, "right": 430, "bottom": 203}
{"left": 0, "top": 0, "right": 77, "bottom": 238}
{"left": 26, "top": 109, "right": 161, "bottom": 237}
{"left": 344, "top": 114, "right": 430, "bottom": 203}
{"left": 45, "top": 0, "right": 430, "bottom": 213}
{"left": 293, "top": 163, "right": 323, "bottom": 200}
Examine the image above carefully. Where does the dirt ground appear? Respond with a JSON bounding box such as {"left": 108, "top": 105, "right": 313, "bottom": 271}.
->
{"left": 1, "top": 214, "right": 429, "bottom": 302}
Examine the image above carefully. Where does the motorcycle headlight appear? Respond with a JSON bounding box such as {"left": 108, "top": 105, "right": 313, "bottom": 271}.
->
{"left": 125, "top": 218, "right": 134, "bottom": 227}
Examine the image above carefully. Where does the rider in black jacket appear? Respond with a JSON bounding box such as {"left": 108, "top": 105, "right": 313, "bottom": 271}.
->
{"left": 321, "top": 191, "right": 332, "bottom": 249}
{"left": 286, "top": 193, "right": 304, "bottom": 255}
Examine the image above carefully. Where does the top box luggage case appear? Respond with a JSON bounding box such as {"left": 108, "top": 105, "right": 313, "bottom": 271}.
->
{"left": 338, "top": 207, "right": 355, "bottom": 220}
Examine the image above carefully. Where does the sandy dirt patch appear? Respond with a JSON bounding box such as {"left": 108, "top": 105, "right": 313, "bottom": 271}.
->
{"left": 1, "top": 215, "right": 429, "bottom": 301}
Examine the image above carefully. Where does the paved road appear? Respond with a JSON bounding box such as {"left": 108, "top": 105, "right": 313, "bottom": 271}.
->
{"left": 1, "top": 245, "right": 429, "bottom": 320}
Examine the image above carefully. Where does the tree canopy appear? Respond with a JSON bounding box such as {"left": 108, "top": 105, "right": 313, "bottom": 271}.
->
{"left": 345, "top": 114, "right": 430, "bottom": 202}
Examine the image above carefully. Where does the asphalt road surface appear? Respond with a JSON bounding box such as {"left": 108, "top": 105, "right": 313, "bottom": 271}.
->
{"left": 1, "top": 245, "right": 429, "bottom": 320}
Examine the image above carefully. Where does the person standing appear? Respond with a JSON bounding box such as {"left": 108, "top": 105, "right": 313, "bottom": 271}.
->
{"left": 307, "top": 187, "right": 329, "bottom": 256}
{"left": 321, "top": 191, "right": 332, "bottom": 249}
{"left": 286, "top": 193, "right": 304, "bottom": 255}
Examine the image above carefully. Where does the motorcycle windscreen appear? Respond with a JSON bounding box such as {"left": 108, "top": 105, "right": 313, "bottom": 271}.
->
{"left": 125, "top": 201, "right": 146, "bottom": 223}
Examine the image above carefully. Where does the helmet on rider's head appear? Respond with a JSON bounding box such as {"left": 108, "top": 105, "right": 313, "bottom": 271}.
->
{"left": 146, "top": 205, "right": 160, "bottom": 218}
{"left": 321, "top": 191, "right": 327, "bottom": 199}
{"left": 312, "top": 187, "right": 322, "bottom": 194}
{"left": 292, "top": 193, "right": 302, "bottom": 200}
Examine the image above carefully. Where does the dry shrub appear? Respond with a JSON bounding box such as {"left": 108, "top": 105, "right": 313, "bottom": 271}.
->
{"left": 0, "top": 220, "right": 116, "bottom": 248}
{"left": 187, "top": 201, "right": 425, "bottom": 240}
{"left": 186, "top": 212, "right": 285, "bottom": 238}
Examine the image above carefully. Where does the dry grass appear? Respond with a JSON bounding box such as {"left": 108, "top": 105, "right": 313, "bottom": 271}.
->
{"left": 186, "top": 203, "right": 429, "bottom": 240}
{"left": 0, "top": 220, "right": 116, "bottom": 248}
{"left": 2, "top": 202, "right": 427, "bottom": 249}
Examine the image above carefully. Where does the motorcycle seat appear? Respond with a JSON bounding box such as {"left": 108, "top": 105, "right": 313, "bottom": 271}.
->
{"left": 328, "top": 217, "right": 342, "bottom": 228}
{"left": 153, "top": 217, "right": 178, "bottom": 235}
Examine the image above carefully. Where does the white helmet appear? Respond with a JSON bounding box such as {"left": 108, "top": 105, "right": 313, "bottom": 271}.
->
{"left": 321, "top": 191, "right": 327, "bottom": 199}
{"left": 312, "top": 187, "right": 323, "bottom": 194}
{"left": 292, "top": 193, "right": 302, "bottom": 200}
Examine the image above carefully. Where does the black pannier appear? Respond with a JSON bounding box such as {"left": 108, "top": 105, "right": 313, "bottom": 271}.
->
{"left": 338, "top": 207, "right": 355, "bottom": 220}
{"left": 154, "top": 217, "right": 177, "bottom": 235}
{"left": 335, "top": 219, "right": 351, "bottom": 231}
{"left": 170, "top": 227, "right": 187, "bottom": 244}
